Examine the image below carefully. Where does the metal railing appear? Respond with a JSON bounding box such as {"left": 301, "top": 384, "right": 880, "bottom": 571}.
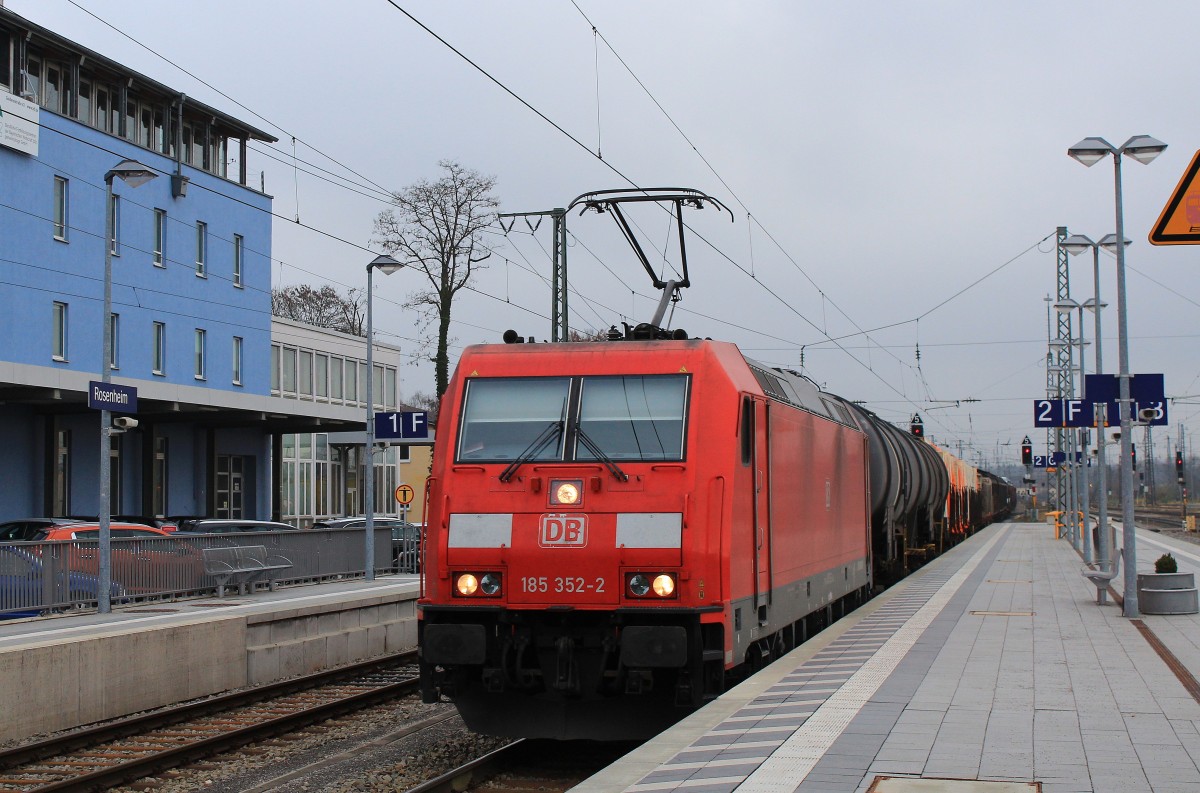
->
{"left": 0, "top": 528, "right": 415, "bottom": 618}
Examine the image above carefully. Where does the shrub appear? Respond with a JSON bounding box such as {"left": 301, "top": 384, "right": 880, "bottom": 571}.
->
{"left": 1155, "top": 553, "right": 1178, "bottom": 574}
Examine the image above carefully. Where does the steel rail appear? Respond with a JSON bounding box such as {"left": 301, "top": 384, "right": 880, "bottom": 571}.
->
{"left": 0, "top": 650, "right": 417, "bottom": 787}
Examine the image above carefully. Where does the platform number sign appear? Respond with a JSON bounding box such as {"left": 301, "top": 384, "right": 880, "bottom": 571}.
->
{"left": 374, "top": 410, "right": 430, "bottom": 440}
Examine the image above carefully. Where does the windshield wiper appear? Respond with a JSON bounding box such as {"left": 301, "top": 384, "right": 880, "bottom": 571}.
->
{"left": 499, "top": 420, "right": 563, "bottom": 483}
{"left": 575, "top": 426, "right": 629, "bottom": 482}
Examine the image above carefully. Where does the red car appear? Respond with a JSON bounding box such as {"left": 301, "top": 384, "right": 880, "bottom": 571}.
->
{"left": 33, "top": 523, "right": 203, "bottom": 594}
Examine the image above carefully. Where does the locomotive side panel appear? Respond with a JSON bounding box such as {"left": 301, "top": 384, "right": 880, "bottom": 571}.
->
{"left": 765, "top": 404, "right": 869, "bottom": 618}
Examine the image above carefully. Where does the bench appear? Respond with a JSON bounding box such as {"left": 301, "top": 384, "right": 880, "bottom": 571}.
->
{"left": 202, "top": 545, "right": 293, "bottom": 597}
{"left": 1081, "top": 547, "right": 1122, "bottom": 605}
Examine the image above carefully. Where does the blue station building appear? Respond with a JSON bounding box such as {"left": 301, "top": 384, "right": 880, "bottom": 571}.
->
{"left": 0, "top": 7, "right": 400, "bottom": 524}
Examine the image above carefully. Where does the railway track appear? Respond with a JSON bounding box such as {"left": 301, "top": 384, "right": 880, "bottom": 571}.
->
{"left": 0, "top": 651, "right": 420, "bottom": 792}
{"left": 1136, "top": 505, "right": 1195, "bottom": 530}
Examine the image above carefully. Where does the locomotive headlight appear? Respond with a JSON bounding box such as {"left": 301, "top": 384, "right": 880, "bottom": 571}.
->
{"left": 652, "top": 574, "right": 676, "bottom": 597}
{"left": 480, "top": 573, "right": 502, "bottom": 596}
{"left": 549, "top": 478, "right": 583, "bottom": 506}
{"left": 628, "top": 574, "right": 651, "bottom": 597}
{"left": 456, "top": 573, "right": 480, "bottom": 596}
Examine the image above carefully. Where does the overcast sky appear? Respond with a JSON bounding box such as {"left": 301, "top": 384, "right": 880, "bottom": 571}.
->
{"left": 12, "top": 0, "right": 1200, "bottom": 470}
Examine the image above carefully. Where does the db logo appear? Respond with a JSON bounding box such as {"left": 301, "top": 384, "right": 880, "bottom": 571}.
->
{"left": 540, "top": 514, "right": 587, "bottom": 547}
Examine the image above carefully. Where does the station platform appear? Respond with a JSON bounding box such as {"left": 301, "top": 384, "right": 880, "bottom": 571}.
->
{"left": 578, "top": 521, "right": 1200, "bottom": 793}
{"left": 0, "top": 574, "right": 420, "bottom": 743}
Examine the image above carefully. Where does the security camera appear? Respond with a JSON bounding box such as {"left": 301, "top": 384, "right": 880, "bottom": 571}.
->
{"left": 111, "top": 416, "right": 139, "bottom": 430}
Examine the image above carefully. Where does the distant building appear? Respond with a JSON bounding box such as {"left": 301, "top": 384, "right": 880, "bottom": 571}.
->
{"left": 0, "top": 8, "right": 398, "bottom": 522}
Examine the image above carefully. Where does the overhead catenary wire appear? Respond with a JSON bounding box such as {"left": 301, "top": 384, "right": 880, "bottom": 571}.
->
{"left": 52, "top": 1, "right": 1136, "bottom": 448}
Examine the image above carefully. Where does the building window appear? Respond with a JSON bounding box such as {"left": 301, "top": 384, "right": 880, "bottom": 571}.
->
{"left": 195, "top": 221, "right": 207, "bottom": 276}
{"left": 44, "top": 59, "right": 64, "bottom": 114}
{"left": 52, "top": 301, "right": 67, "bottom": 361}
{"left": 233, "top": 336, "right": 243, "bottom": 385}
{"left": 95, "top": 83, "right": 116, "bottom": 133}
{"left": 109, "top": 313, "right": 119, "bottom": 370}
{"left": 152, "top": 321, "right": 166, "bottom": 375}
{"left": 386, "top": 368, "right": 397, "bottom": 409}
{"left": 315, "top": 353, "right": 328, "bottom": 399}
{"left": 194, "top": 328, "right": 206, "bottom": 380}
{"left": 300, "top": 350, "right": 313, "bottom": 397}
{"left": 233, "top": 234, "right": 244, "bottom": 287}
{"left": 331, "top": 358, "right": 344, "bottom": 400}
{"left": 53, "top": 176, "right": 68, "bottom": 241}
{"left": 282, "top": 347, "right": 297, "bottom": 393}
{"left": 24, "top": 53, "right": 41, "bottom": 101}
{"left": 153, "top": 209, "right": 166, "bottom": 267}
{"left": 108, "top": 194, "right": 120, "bottom": 256}
{"left": 271, "top": 344, "right": 280, "bottom": 393}
{"left": 345, "top": 359, "right": 358, "bottom": 403}
{"left": 76, "top": 78, "right": 92, "bottom": 124}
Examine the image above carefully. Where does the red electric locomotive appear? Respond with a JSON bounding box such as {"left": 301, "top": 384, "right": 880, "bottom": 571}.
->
{"left": 418, "top": 337, "right": 877, "bottom": 739}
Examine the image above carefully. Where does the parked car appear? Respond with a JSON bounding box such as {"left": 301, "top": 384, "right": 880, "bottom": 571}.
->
{"left": 177, "top": 519, "right": 298, "bottom": 534}
{"left": 166, "top": 516, "right": 210, "bottom": 533}
{"left": 33, "top": 523, "right": 203, "bottom": 594}
{"left": 0, "top": 545, "right": 125, "bottom": 618}
{"left": 309, "top": 517, "right": 421, "bottom": 573}
{"left": 0, "top": 517, "right": 82, "bottom": 542}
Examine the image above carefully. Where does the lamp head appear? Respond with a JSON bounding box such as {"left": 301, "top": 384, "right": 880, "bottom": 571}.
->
{"left": 1053, "top": 298, "right": 1080, "bottom": 315}
{"left": 1121, "top": 135, "right": 1167, "bottom": 165}
{"left": 1062, "top": 234, "right": 1095, "bottom": 255}
{"left": 1068, "top": 137, "right": 1114, "bottom": 167}
{"left": 1082, "top": 297, "right": 1107, "bottom": 312}
{"left": 1098, "top": 233, "right": 1131, "bottom": 253}
{"left": 368, "top": 254, "right": 403, "bottom": 275}
{"left": 105, "top": 159, "right": 158, "bottom": 189}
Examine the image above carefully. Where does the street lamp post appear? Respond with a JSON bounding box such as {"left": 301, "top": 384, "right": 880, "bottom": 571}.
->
{"left": 1069, "top": 135, "right": 1167, "bottom": 617}
{"left": 98, "top": 159, "right": 157, "bottom": 614}
{"left": 1064, "top": 235, "right": 1114, "bottom": 589}
{"left": 364, "top": 254, "right": 402, "bottom": 581}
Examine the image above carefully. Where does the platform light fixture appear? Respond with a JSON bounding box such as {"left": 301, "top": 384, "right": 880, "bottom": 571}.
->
{"left": 98, "top": 159, "right": 158, "bottom": 614}
{"left": 1067, "top": 135, "right": 1166, "bottom": 617}
{"left": 363, "top": 254, "right": 403, "bottom": 581}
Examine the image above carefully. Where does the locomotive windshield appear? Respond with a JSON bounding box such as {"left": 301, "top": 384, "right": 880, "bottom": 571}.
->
{"left": 456, "top": 374, "right": 689, "bottom": 463}
{"left": 576, "top": 375, "right": 687, "bottom": 461}
{"left": 457, "top": 378, "right": 570, "bottom": 462}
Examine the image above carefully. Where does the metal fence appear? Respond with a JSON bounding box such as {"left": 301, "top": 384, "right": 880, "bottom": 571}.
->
{"left": 0, "top": 528, "right": 414, "bottom": 618}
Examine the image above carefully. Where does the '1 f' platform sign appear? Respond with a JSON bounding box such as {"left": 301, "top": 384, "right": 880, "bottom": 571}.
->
{"left": 375, "top": 411, "right": 430, "bottom": 440}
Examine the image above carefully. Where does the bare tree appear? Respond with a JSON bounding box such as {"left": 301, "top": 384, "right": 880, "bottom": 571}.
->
{"left": 272, "top": 284, "right": 367, "bottom": 336}
{"left": 407, "top": 390, "right": 441, "bottom": 423}
{"left": 373, "top": 160, "right": 499, "bottom": 397}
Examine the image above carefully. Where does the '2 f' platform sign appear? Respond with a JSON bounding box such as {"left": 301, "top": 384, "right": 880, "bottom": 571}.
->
{"left": 374, "top": 410, "right": 430, "bottom": 440}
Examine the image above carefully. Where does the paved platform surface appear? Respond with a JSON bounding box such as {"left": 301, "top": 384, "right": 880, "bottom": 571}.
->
{"left": 577, "top": 521, "right": 1200, "bottom": 793}
{"left": 0, "top": 573, "right": 420, "bottom": 650}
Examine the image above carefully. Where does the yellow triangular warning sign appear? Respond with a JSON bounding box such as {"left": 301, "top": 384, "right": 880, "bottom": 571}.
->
{"left": 1150, "top": 149, "right": 1200, "bottom": 245}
